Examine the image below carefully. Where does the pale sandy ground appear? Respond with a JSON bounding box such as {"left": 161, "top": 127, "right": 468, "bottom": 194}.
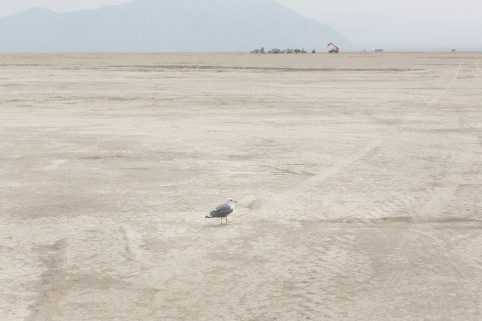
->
{"left": 0, "top": 52, "right": 481, "bottom": 321}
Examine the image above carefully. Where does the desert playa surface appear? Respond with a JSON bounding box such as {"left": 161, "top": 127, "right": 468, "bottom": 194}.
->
{"left": 1, "top": 52, "right": 481, "bottom": 320}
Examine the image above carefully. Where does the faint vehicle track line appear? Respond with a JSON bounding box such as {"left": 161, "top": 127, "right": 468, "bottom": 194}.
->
{"left": 289, "top": 139, "right": 383, "bottom": 196}
{"left": 409, "top": 60, "right": 480, "bottom": 146}
{"left": 450, "top": 63, "right": 482, "bottom": 146}
{"left": 428, "top": 62, "right": 462, "bottom": 106}
{"left": 399, "top": 150, "right": 479, "bottom": 297}
{"left": 234, "top": 139, "right": 384, "bottom": 304}
{"left": 348, "top": 157, "right": 480, "bottom": 312}
{"left": 235, "top": 220, "right": 345, "bottom": 305}
{"left": 405, "top": 195, "right": 478, "bottom": 293}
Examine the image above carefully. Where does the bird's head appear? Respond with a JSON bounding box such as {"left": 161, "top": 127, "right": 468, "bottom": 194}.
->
{"left": 226, "top": 198, "right": 237, "bottom": 204}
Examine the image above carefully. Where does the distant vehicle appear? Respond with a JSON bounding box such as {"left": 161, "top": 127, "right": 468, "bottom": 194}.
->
{"left": 327, "top": 43, "right": 339, "bottom": 53}
{"left": 374, "top": 49, "right": 384, "bottom": 52}
{"left": 269, "top": 48, "right": 282, "bottom": 54}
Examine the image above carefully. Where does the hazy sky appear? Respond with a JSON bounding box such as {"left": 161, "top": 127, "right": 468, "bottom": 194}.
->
{"left": 1, "top": 0, "right": 481, "bottom": 49}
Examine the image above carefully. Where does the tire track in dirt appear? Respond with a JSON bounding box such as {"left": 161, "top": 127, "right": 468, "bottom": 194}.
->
{"left": 233, "top": 227, "right": 362, "bottom": 318}
{"left": 283, "top": 59, "right": 482, "bottom": 316}
{"left": 27, "top": 238, "right": 70, "bottom": 321}
{"left": 331, "top": 149, "right": 479, "bottom": 317}
{"left": 398, "top": 125, "right": 480, "bottom": 302}
{"left": 443, "top": 60, "right": 482, "bottom": 166}
{"left": 403, "top": 98, "right": 477, "bottom": 290}
{"left": 450, "top": 61, "right": 482, "bottom": 147}
{"left": 289, "top": 139, "right": 383, "bottom": 197}
{"left": 418, "top": 59, "right": 481, "bottom": 147}
{"left": 233, "top": 139, "right": 385, "bottom": 307}
{"left": 402, "top": 58, "right": 482, "bottom": 305}
{"left": 405, "top": 188, "right": 479, "bottom": 296}
{"left": 428, "top": 62, "right": 462, "bottom": 106}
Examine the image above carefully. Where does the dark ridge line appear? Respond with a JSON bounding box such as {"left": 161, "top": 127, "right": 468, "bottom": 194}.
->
{"left": 300, "top": 217, "right": 482, "bottom": 225}
{"left": 105, "top": 65, "right": 421, "bottom": 72}
{"left": 0, "top": 63, "right": 423, "bottom": 72}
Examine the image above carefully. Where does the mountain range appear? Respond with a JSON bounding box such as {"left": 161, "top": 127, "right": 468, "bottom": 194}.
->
{"left": 0, "top": 0, "right": 349, "bottom": 52}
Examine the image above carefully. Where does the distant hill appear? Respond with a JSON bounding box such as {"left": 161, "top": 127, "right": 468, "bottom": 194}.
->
{"left": 0, "top": 0, "right": 350, "bottom": 52}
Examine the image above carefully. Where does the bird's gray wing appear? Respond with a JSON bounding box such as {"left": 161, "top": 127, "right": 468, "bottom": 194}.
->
{"left": 210, "top": 204, "right": 233, "bottom": 217}
{"left": 215, "top": 203, "right": 231, "bottom": 211}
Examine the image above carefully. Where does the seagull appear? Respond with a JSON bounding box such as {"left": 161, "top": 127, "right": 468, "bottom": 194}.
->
{"left": 205, "top": 198, "right": 236, "bottom": 224}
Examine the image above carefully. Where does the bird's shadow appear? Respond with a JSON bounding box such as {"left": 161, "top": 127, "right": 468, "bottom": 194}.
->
{"left": 203, "top": 223, "right": 231, "bottom": 229}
